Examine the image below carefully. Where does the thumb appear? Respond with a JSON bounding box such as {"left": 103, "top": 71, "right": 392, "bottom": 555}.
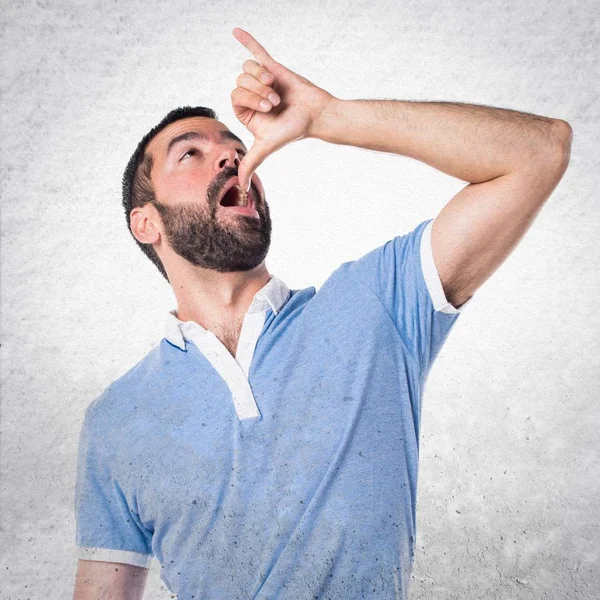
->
{"left": 238, "top": 140, "right": 272, "bottom": 192}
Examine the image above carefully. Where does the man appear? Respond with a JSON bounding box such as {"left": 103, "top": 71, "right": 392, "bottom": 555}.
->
{"left": 73, "top": 27, "right": 572, "bottom": 600}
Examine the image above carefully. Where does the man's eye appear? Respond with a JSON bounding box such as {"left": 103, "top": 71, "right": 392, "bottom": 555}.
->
{"left": 181, "top": 149, "right": 199, "bottom": 160}
{"left": 180, "top": 148, "right": 245, "bottom": 160}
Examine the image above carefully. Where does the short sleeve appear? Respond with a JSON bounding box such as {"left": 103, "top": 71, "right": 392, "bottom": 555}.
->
{"left": 341, "top": 218, "right": 473, "bottom": 375}
{"left": 74, "top": 405, "right": 153, "bottom": 568}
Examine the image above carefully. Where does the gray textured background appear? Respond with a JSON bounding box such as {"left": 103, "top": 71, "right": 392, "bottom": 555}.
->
{"left": 1, "top": 0, "right": 598, "bottom": 598}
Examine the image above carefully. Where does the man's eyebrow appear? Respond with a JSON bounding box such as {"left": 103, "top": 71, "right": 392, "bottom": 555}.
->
{"left": 166, "top": 130, "right": 246, "bottom": 158}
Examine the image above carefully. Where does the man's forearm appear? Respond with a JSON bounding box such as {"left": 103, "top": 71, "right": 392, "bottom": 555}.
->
{"left": 310, "top": 98, "right": 570, "bottom": 183}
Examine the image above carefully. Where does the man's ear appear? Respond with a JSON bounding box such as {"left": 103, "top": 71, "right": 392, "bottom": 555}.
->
{"left": 130, "top": 207, "right": 160, "bottom": 244}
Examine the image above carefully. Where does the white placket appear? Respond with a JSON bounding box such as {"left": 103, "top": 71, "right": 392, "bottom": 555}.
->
{"left": 180, "top": 299, "right": 268, "bottom": 421}
{"left": 235, "top": 301, "right": 269, "bottom": 378}
{"left": 165, "top": 275, "right": 291, "bottom": 421}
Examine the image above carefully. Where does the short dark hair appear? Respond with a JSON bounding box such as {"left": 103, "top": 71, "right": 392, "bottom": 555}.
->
{"left": 121, "top": 106, "right": 218, "bottom": 283}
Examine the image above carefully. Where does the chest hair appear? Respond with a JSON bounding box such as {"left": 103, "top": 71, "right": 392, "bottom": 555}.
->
{"left": 212, "top": 317, "right": 244, "bottom": 359}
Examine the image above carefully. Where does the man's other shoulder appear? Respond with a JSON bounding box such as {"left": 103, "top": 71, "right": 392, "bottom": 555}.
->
{"left": 84, "top": 339, "right": 170, "bottom": 422}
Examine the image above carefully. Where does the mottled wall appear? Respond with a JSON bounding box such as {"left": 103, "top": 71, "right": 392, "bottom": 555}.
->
{"left": 1, "top": 0, "right": 598, "bottom": 598}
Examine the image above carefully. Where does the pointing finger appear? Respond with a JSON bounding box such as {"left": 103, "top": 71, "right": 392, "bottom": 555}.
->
{"left": 232, "top": 28, "right": 277, "bottom": 68}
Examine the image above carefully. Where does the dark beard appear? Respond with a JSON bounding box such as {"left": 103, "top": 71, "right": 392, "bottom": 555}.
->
{"left": 152, "top": 167, "right": 272, "bottom": 273}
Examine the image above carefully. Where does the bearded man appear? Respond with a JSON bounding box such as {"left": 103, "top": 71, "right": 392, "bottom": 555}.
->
{"left": 73, "top": 27, "right": 572, "bottom": 600}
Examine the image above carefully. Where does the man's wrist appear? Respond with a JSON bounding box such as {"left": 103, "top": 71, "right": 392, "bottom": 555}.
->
{"left": 307, "top": 95, "right": 343, "bottom": 142}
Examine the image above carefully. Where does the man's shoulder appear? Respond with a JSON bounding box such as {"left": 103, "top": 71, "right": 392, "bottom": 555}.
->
{"left": 84, "top": 340, "right": 170, "bottom": 423}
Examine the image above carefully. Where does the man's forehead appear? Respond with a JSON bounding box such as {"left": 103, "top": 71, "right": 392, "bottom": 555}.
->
{"left": 147, "top": 117, "right": 239, "bottom": 157}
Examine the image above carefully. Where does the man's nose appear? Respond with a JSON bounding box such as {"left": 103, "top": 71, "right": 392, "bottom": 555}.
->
{"left": 216, "top": 146, "right": 242, "bottom": 170}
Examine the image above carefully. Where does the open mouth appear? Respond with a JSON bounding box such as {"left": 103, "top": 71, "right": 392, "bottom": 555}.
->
{"left": 219, "top": 184, "right": 249, "bottom": 207}
{"left": 218, "top": 184, "right": 259, "bottom": 218}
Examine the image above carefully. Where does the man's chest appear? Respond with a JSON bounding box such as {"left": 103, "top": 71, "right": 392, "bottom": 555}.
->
{"left": 128, "top": 334, "right": 412, "bottom": 529}
{"left": 211, "top": 318, "right": 244, "bottom": 359}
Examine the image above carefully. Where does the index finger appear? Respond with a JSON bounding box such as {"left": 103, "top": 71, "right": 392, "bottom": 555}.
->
{"left": 232, "top": 28, "right": 276, "bottom": 68}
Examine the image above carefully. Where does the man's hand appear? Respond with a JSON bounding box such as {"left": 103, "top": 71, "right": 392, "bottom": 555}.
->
{"left": 231, "top": 27, "right": 334, "bottom": 191}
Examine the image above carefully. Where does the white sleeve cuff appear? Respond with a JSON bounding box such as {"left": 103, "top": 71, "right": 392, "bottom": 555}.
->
{"left": 77, "top": 546, "right": 152, "bottom": 568}
{"left": 420, "top": 219, "right": 473, "bottom": 314}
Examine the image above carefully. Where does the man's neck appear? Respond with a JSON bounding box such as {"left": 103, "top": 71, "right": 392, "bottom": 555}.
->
{"left": 170, "top": 263, "right": 272, "bottom": 332}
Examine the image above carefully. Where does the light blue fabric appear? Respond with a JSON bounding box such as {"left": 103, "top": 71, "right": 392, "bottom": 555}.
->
{"left": 74, "top": 218, "right": 466, "bottom": 599}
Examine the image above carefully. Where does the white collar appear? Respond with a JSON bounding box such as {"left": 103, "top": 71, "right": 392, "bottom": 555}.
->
{"left": 163, "top": 274, "right": 291, "bottom": 351}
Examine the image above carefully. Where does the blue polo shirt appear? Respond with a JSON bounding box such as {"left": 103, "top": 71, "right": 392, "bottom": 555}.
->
{"left": 74, "top": 217, "right": 473, "bottom": 599}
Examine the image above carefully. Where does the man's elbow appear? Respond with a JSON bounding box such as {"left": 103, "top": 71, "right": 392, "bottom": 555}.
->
{"left": 550, "top": 119, "right": 573, "bottom": 169}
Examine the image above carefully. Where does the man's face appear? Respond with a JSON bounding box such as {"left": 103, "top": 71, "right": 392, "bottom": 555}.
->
{"left": 145, "top": 116, "right": 272, "bottom": 273}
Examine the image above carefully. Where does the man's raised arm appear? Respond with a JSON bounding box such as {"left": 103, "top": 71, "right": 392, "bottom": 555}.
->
{"left": 308, "top": 98, "right": 572, "bottom": 308}
{"left": 230, "top": 28, "right": 571, "bottom": 309}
